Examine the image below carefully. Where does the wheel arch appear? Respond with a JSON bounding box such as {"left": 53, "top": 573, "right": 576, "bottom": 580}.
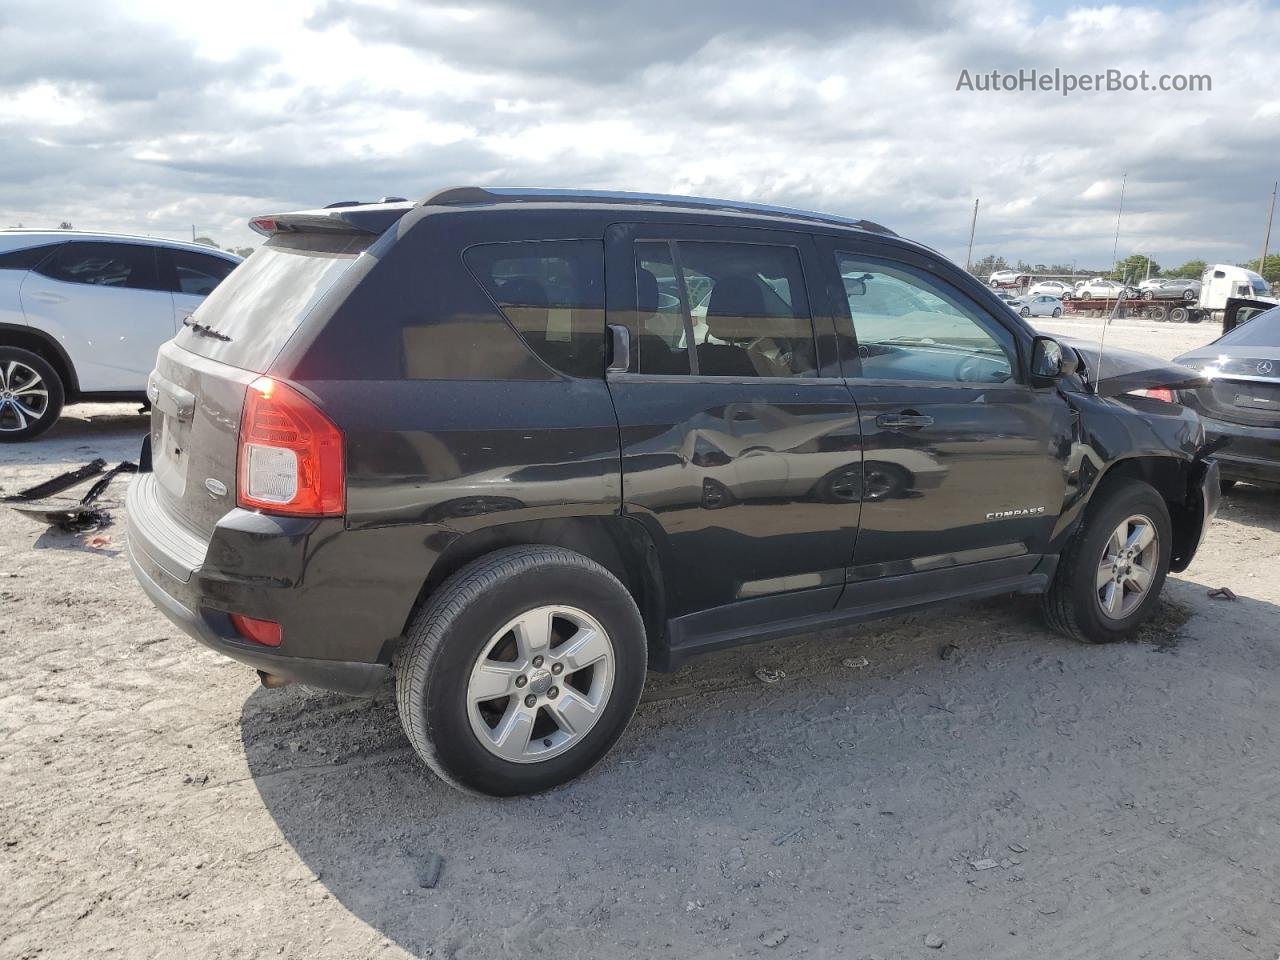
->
{"left": 0, "top": 322, "right": 79, "bottom": 397}
{"left": 408, "top": 514, "right": 668, "bottom": 657}
{"left": 1091, "top": 454, "right": 1202, "bottom": 571}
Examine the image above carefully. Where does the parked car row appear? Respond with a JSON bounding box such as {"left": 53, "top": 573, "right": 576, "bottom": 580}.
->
{"left": 991, "top": 272, "right": 1224, "bottom": 304}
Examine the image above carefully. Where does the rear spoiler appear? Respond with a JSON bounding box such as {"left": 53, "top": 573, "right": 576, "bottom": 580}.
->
{"left": 249, "top": 200, "right": 415, "bottom": 237}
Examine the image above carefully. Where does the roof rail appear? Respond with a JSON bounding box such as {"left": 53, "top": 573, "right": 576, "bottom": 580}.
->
{"left": 422, "top": 186, "right": 895, "bottom": 236}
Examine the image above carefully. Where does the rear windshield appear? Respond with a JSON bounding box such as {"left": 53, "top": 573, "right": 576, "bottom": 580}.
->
{"left": 174, "top": 232, "right": 372, "bottom": 371}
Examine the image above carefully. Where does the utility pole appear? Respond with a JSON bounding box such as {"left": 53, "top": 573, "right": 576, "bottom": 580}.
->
{"left": 964, "top": 198, "right": 979, "bottom": 272}
{"left": 192, "top": 224, "right": 197, "bottom": 242}
{"left": 1261, "top": 180, "right": 1277, "bottom": 278}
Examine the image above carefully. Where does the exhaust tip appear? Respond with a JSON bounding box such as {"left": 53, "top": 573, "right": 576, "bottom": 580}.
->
{"left": 257, "top": 669, "right": 293, "bottom": 689}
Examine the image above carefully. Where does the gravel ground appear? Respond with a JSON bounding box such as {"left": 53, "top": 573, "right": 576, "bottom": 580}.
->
{"left": 4, "top": 318, "right": 1279, "bottom": 960}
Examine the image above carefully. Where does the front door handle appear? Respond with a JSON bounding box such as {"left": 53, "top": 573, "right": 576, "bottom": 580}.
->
{"left": 876, "top": 412, "right": 934, "bottom": 430}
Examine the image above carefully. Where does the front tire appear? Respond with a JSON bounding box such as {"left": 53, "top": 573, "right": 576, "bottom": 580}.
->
{"left": 1020, "top": 306, "right": 1031, "bottom": 317}
{"left": 396, "top": 546, "right": 647, "bottom": 796}
{"left": 0, "top": 347, "right": 64, "bottom": 442}
{"left": 1041, "top": 478, "right": 1172, "bottom": 643}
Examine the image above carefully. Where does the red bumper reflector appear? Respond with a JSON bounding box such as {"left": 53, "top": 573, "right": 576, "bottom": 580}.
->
{"left": 230, "top": 613, "right": 283, "bottom": 647}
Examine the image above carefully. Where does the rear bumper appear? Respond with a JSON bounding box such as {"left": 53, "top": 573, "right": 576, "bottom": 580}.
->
{"left": 126, "top": 472, "right": 396, "bottom": 696}
{"left": 1202, "top": 416, "right": 1280, "bottom": 485}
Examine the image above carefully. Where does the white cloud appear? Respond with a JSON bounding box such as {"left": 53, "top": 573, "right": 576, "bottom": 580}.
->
{"left": 0, "top": 0, "right": 1276, "bottom": 271}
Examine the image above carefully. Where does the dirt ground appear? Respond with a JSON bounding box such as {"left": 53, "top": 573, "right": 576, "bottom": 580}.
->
{"left": 4, "top": 317, "right": 1279, "bottom": 960}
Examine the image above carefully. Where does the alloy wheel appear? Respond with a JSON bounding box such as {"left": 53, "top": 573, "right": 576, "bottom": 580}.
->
{"left": 1096, "top": 514, "right": 1158, "bottom": 620}
{"left": 466, "top": 605, "right": 615, "bottom": 763}
{"left": 0, "top": 360, "right": 50, "bottom": 433}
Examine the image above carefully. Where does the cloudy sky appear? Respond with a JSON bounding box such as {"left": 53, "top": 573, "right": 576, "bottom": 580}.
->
{"left": 2, "top": 0, "right": 1277, "bottom": 270}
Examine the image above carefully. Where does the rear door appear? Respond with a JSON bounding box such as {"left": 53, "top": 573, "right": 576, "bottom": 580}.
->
{"left": 819, "top": 236, "right": 1071, "bottom": 587}
{"left": 604, "top": 222, "right": 862, "bottom": 643}
{"left": 21, "top": 240, "right": 173, "bottom": 391}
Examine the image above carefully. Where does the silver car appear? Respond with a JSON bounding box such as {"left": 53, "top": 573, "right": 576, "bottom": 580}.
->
{"left": 1009, "top": 294, "right": 1064, "bottom": 318}
{"left": 1144, "top": 279, "right": 1202, "bottom": 302}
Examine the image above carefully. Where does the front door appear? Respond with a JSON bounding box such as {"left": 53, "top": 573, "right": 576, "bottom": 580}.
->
{"left": 819, "top": 238, "right": 1071, "bottom": 586}
{"left": 604, "top": 222, "right": 863, "bottom": 646}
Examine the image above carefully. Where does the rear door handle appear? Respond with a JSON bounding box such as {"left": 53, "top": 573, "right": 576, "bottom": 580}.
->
{"left": 876, "top": 412, "right": 934, "bottom": 430}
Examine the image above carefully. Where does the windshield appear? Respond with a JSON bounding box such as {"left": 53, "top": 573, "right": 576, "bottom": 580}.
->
{"left": 1251, "top": 277, "right": 1270, "bottom": 295}
{"left": 1216, "top": 306, "right": 1280, "bottom": 347}
{"left": 174, "top": 232, "right": 373, "bottom": 371}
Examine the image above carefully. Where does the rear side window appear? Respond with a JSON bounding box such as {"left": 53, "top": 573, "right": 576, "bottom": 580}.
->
{"left": 35, "top": 241, "right": 161, "bottom": 291}
{"left": 0, "top": 243, "right": 62, "bottom": 270}
{"left": 175, "top": 232, "right": 372, "bottom": 372}
{"left": 171, "top": 249, "right": 237, "bottom": 296}
{"left": 464, "top": 240, "right": 605, "bottom": 378}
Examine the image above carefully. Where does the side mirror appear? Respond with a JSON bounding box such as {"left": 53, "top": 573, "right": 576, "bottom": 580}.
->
{"left": 1031, "top": 335, "right": 1078, "bottom": 382}
{"left": 843, "top": 278, "right": 866, "bottom": 297}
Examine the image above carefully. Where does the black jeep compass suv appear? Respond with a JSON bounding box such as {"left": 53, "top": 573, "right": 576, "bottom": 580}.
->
{"left": 127, "top": 187, "right": 1219, "bottom": 795}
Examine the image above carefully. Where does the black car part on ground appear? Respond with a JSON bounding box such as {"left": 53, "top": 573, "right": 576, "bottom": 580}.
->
{"left": 6, "top": 458, "right": 138, "bottom": 530}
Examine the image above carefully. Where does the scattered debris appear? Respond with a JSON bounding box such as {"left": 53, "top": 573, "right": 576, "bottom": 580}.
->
{"left": 82, "top": 534, "right": 113, "bottom": 550}
{"left": 182, "top": 774, "right": 209, "bottom": 786}
{"left": 969, "top": 858, "right": 999, "bottom": 871}
{"left": 4, "top": 458, "right": 138, "bottom": 532}
{"left": 759, "top": 929, "right": 788, "bottom": 948}
{"left": 1207, "top": 587, "right": 1237, "bottom": 601}
{"left": 772, "top": 827, "right": 804, "bottom": 846}
{"left": 414, "top": 853, "right": 444, "bottom": 889}
{"left": 755, "top": 667, "right": 786, "bottom": 684}
{"left": 1140, "top": 886, "right": 1151, "bottom": 895}
{"left": 841, "top": 656, "right": 870, "bottom": 669}
{"left": 939, "top": 643, "right": 959, "bottom": 660}
{"left": 1008, "top": 842, "right": 1028, "bottom": 854}
{"left": 924, "top": 933, "right": 945, "bottom": 949}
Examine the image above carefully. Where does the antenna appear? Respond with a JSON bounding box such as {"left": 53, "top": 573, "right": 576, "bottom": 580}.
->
{"left": 964, "top": 198, "right": 979, "bottom": 272}
{"left": 1095, "top": 173, "right": 1128, "bottom": 387}
{"left": 1261, "top": 180, "right": 1277, "bottom": 277}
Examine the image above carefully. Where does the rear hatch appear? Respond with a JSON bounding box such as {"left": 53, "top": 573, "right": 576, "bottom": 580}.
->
{"left": 146, "top": 206, "right": 407, "bottom": 538}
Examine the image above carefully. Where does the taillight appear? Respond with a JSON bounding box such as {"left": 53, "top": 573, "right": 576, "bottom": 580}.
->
{"left": 229, "top": 613, "right": 282, "bottom": 647}
{"left": 249, "top": 216, "right": 279, "bottom": 236}
{"left": 1130, "top": 387, "right": 1176, "bottom": 403}
{"left": 237, "top": 377, "right": 344, "bottom": 516}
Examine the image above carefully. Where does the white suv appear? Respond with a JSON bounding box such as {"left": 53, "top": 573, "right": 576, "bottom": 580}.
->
{"left": 0, "top": 231, "right": 240, "bottom": 440}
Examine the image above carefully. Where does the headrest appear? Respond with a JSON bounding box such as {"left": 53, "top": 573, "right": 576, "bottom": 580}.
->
{"left": 705, "top": 275, "right": 769, "bottom": 341}
{"left": 498, "top": 277, "right": 548, "bottom": 307}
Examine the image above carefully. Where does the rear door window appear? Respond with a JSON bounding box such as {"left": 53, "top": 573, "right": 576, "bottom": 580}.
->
{"left": 35, "top": 241, "right": 161, "bottom": 291}
{"left": 464, "top": 240, "right": 605, "bottom": 378}
{"left": 632, "top": 240, "right": 818, "bottom": 378}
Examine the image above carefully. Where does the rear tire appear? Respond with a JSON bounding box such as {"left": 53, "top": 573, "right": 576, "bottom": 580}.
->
{"left": 1041, "top": 478, "right": 1172, "bottom": 644}
{"left": 0, "top": 347, "right": 64, "bottom": 442}
{"left": 396, "top": 545, "right": 647, "bottom": 796}
{"left": 1052, "top": 307, "right": 1062, "bottom": 317}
